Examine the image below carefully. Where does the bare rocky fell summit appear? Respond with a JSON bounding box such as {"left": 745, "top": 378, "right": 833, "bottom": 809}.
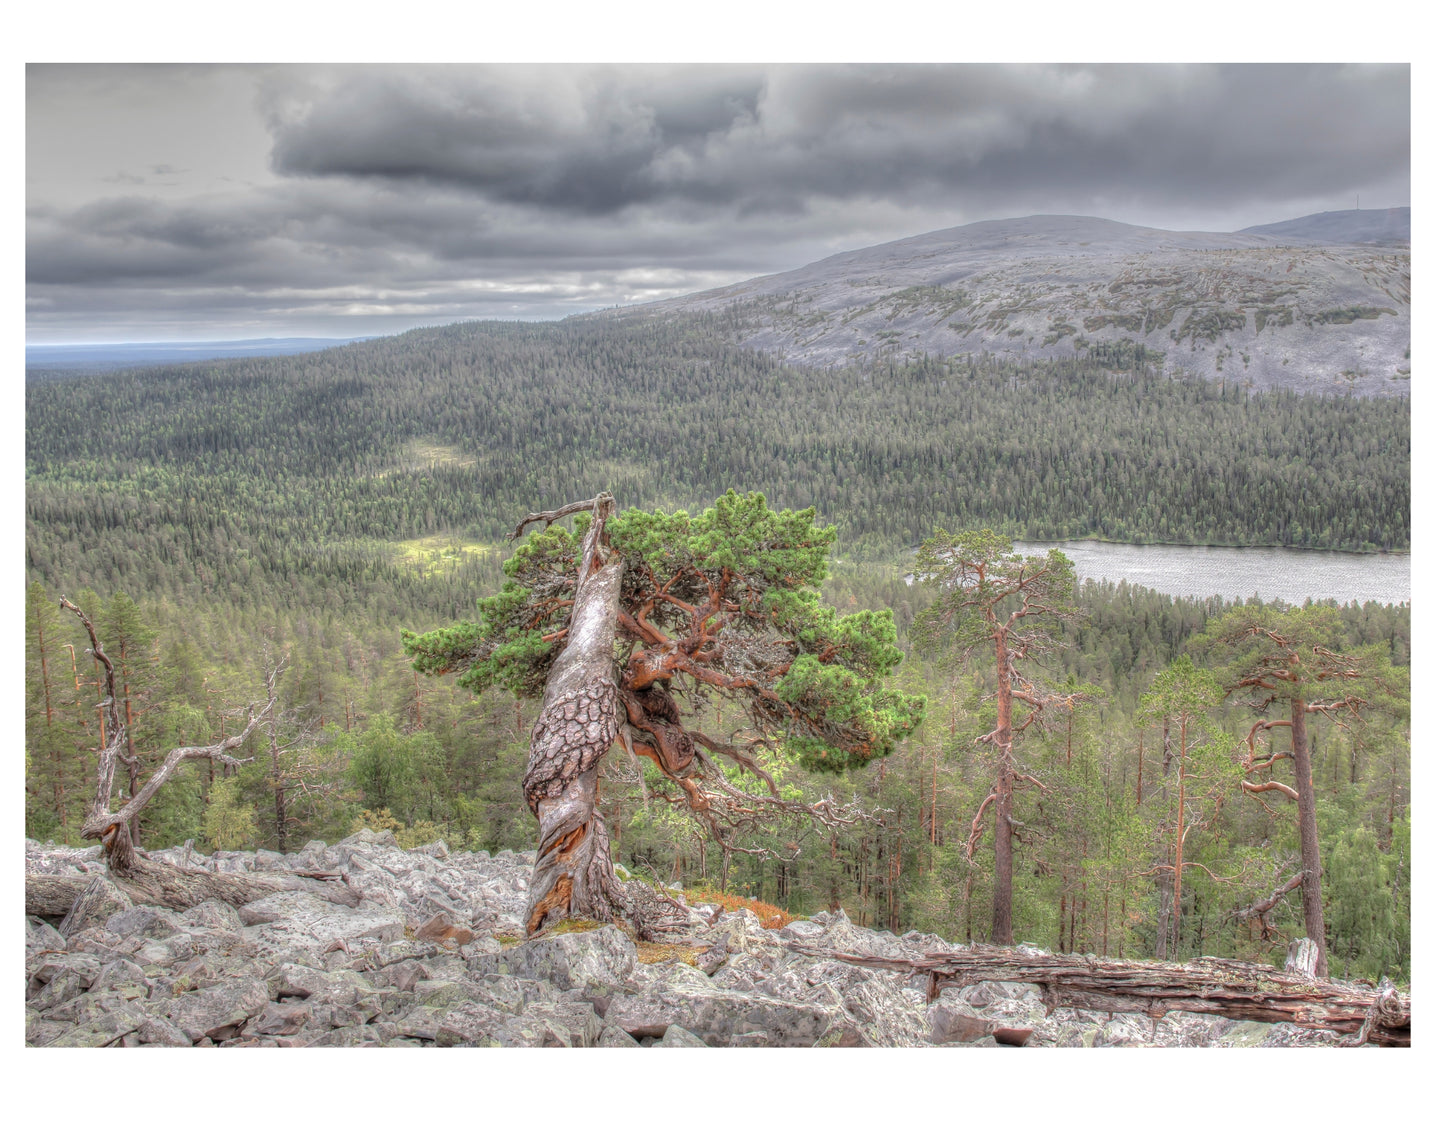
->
{"left": 607, "top": 208, "right": 1410, "bottom": 397}
{"left": 26, "top": 835, "right": 1405, "bottom": 1048}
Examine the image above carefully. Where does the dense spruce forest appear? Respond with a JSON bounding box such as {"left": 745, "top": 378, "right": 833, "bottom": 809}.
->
{"left": 25, "top": 316, "right": 1410, "bottom": 981}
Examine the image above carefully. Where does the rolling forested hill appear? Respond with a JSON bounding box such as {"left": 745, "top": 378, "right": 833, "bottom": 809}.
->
{"left": 26, "top": 314, "right": 1408, "bottom": 619}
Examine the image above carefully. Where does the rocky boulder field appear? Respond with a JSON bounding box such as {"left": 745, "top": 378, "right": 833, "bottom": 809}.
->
{"left": 26, "top": 832, "right": 1334, "bottom": 1048}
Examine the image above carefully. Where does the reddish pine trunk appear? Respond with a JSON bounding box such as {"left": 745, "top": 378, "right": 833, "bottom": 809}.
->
{"left": 1292, "top": 696, "right": 1329, "bottom": 978}
{"left": 1136, "top": 730, "right": 1143, "bottom": 806}
{"left": 1173, "top": 719, "right": 1187, "bottom": 958}
{"left": 991, "top": 629, "right": 1014, "bottom": 945}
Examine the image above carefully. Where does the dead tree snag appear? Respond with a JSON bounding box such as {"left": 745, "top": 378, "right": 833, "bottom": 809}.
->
{"left": 28, "top": 598, "right": 359, "bottom": 922}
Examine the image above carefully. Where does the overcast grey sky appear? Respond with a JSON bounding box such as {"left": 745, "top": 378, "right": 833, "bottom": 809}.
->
{"left": 26, "top": 63, "right": 1410, "bottom": 343}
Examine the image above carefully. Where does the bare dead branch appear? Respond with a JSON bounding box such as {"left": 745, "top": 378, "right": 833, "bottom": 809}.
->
{"left": 965, "top": 790, "right": 997, "bottom": 859}
{"left": 59, "top": 597, "right": 128, "bottom": 821}
{"left": 510, "top": 493, "right": 611, "bottom": 541}
{"left": 689, "top": 730, "right": 782, "bottom": 798}
{"left": 84, "top": 706, "right": 270, "bottom": 844}
{"left": 1235, "top": 871, "right": 1305, "bottom": 922}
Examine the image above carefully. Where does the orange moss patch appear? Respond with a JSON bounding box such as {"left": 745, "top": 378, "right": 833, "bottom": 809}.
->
{"left": 684, "top": 887, "right": 796, "bottom": 929}
{"left": 544, "top": 917, "right": 604, "bottom": 936}
{"left": 635, "top": 942, "right": 707, "bottom": 966}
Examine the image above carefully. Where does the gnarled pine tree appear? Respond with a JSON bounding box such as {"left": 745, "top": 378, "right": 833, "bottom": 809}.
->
{"left": 403, "top": 491, "right": 924, "bottom": 937}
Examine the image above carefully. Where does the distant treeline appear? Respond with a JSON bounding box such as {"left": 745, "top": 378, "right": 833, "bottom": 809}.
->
{"left": 27, "top": 317, "right": 1408, "bottom": 621}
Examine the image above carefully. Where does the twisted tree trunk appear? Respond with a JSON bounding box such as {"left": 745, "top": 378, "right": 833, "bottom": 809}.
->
{"left": 520, "top": 494, "right": 630, "bottom": 936}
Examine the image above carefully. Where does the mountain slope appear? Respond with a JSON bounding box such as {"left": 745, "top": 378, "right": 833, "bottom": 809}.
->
{"left": 1239, "top": 207, "right": 1410, "bottom": 244}
{"left": 602, "top": 211, "right": 1410, "bottom": 396}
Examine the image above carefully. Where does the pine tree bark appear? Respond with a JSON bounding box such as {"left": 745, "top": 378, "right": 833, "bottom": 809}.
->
{"left": 991, "top": 630, "right": 1014, "bottom": 945}
{"left": 1155, "top": 727, "right": 1172, "bottom": 961}
{"left": 521, "top": 495, "right": 629, "bottom": 936}
{"left": 267, "top": 674, "right": 287, "bottom": 855}
{"left": 1173, "top": 720, "right": 1187, "bottom": 959}
{"left": 1292, "top": 696, "right": 1329, "bottom": 978}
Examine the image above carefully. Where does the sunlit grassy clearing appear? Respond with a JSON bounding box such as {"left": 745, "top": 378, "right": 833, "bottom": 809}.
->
{"left": 393, "top": 534, "right": 497, "bottom": 577}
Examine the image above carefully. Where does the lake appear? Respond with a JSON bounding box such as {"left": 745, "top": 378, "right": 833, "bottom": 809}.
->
{"left": 1012, "top": 541, "right": 1410, "bottom": 607}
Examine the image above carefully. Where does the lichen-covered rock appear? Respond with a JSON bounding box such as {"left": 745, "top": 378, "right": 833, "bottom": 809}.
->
{"left": 26, "top": 916, "right": 66, "bottom": 959}
{"left": 136, "top": 1013, "right": 193, "bottom": 1046}
{"left": 31, "top": 967, "right": 92, "bottom": 1012}
{"left": 305, "top": 1025, "right": 389, "bottom": 1047}
{"left": 239, "top": 890, "right": 406, "bottom": 954}
{"left": 44, "top": 1001, "right": 149, "bottom": 1047}
{"left": 134, "top": 932, "right": 195, "bottom": 967}
{"left": 181, "top": 899, "right": 245, "bottom": 934}
{"left": 267, "top": 961, "right": 376, "bottom": 1004}
{"left": 699, "top": 909, "right": 785, "bottom": 959}
{"left": 92, "top": 958, "right": 150, "bottom": 995}
{"left": 467, "top": 924, "right": 636, "bottom": 992}
{"left": 604, "top": 961, "right": 838, "bottom": 1048}
{"left": 106, "top": 906, "right": 188, "bottom": 940}
{"left": 367, "top": 959, "right": 429, "bottom": 993}
{"left": 657, "top": 1024, "right": 708, "bottom": 1046}
{"left": 416, "top": 913, "right": 475, "bottom": 946}
{"left": 21, "top": 835, "right": 1351, "bottom": 1048}
{"left": 598, "top": 1024, "right": 641, "bottom": 1046}
{"left": 25, "top": 1012, "right": 70, "bottom": 1048}
{"left": 167, "top": 977, "right": 270, "bottom": 1043}
{"left": 28, "top": 952, "right": 102, "bottom": 998}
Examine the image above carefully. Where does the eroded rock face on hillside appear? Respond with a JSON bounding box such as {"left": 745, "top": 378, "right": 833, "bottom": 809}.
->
{"left": 22, "top": 835, "right": 1342, "bottom": 1048}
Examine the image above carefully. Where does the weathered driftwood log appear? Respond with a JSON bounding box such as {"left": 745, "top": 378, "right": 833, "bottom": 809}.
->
{"left": 787, "top": 942, "right": 1409, "bottom": 1047}
{"left": 27, "top": 859, "right": 360, "bottom": 926}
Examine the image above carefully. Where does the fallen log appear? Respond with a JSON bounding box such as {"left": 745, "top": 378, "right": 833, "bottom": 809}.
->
{"left": 27, "top": 858, "right": 360, "bottom": 928}
{"left": 26, "top": 875, "right": 93, "bottom": 917}
{"left": 788, "top": 942, "right": 1409, "bottom": 1047}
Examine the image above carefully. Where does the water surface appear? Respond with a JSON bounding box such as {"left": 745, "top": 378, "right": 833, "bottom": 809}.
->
{"left": 1013, "top": 541, "right": 1409, "bottom": 607}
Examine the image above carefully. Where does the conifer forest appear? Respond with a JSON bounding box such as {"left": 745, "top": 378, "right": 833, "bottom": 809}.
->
{"left": 25, "top": 316, "right": 1411, "bottom": 982}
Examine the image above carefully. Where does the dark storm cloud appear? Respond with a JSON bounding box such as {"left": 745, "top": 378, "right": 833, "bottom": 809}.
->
{"left": 26, "top": 63, "right": 1410, "bottom": 339}
{"left": 261, "top": 64, "right": 1408, "bottom": 219}
{"left": 265, "top": 66, "right": 769, "bottom": 215}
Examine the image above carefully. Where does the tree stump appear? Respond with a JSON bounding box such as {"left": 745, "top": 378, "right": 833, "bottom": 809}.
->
{"left": 1285, "top": 937, "right": 1321, "bottom": 979}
